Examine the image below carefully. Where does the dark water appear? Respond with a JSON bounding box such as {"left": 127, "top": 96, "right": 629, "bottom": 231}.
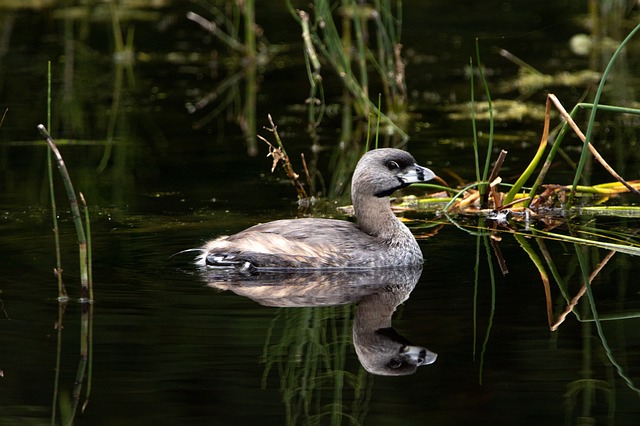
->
{"left": 2, "top": 1, "right": 640, "bottom": 425}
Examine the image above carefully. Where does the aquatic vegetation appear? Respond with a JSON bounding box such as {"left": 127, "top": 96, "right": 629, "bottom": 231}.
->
{"left": 187, "top": 0, "right": 268, "bottom": 156}
{"left": 396, "top": 22, "right": 640, "bottom": 401}
{"left": 38, "top": 125, "right": 94, "bottom": 301}
{"left": 258, "top": 114, "right": 309, "bottom": 200}
{"left": 288, "top": 0, "right": 409, "bottom": 144}
{"left": 35, "top": 64, "right": 96, "bottom": 424}
{"left": 408, "top": 21, "right": 640, "bottom": 229}
{"left": 38, "top": 124, "right": 95, "bottom": 425}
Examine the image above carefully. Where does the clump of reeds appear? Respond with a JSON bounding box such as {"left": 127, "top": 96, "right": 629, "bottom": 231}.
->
{"left": 420, "top": 24, "right": 640, "bottom": 394}
{"left": 187, "top": 0, "right": 265, "bottom": 156}
{"left": 417, "top": 24, "right": 640, "bottom": 226}
{"left": 289, "top": 0, "right": 409, "bottom": 143}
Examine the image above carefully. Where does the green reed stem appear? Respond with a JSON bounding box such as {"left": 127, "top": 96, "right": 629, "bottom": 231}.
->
{"left": 475, "top": 40, "right": 494, "bottom": 201}
{"left": 290, "top": 0, "right": 408, "bottom": 141}
{"left": 243, "top": 0, "right": 258, "bottom": 156}
{"left": 46, "top": 61, "right": 66, "bottom": 300}
{"left": 38, "top": 125, "right": 90, "bottom": 300}
{"left": 350, "top": 0, "right": 369, "bottom": 100}
{"left": 504, "top": 96, "right": 551, "bottom": 204}
{"left": 470, "top": 57, "right": 481, "bottom": 185}
{"left": 570, "top": 21, "right": 640, "bottom": 207}
{"left": 525, "top": 121, "right": 569, "bottom": 207}
{"left": 298, "top": 9, "right": 325, "bottom": 129}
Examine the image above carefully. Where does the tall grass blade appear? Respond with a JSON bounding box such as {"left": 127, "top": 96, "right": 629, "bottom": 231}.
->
{"left": 470, "top": 58, "right": 481, "bottom": 185}
{"left": 474, "top": 40, "right": 494, "bottom": 202}
{"left": 570, "top": 21, "right": 640, "bottom": 206}
{"left": 46, "top": 61, "right": 66, "bottom": 300}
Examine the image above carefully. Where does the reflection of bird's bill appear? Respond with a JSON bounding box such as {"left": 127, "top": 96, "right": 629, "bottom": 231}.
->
{"left": 402, "top": 345, "right": 438, "bottom": 366}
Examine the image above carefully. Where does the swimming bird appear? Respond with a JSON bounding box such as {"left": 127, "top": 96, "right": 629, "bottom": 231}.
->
{"left": 196, "top": 148, "right": 436, "bottom": 271}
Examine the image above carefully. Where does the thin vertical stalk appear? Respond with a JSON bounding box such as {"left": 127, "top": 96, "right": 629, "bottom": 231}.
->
{"left": 298, "top": 9, "right": 325, "bottom": 129}
{"left": 340, "top": 1, "right": 355, "bottom": 144}
{"left": 526, "top": 120, "right": 570, "bottom": 207}
{"left": 475, "top": 40, "right": 494, "bottom": 201}
{"left": 37, "top": 125, "right": 90, "bottom": 299}
{"left": 470, "top": 58, "right": 481, "bottom": 185}
{"left": 98, "top": 1, "right": 125, "bottom": 171}
{"left": 46, "top": 61, "right": 66, "bottom": 300}
{"left": 349, "top": 0, "right": 369, "bottom": 101}
{"left": 243, "top": 0, "right": 257, "bottom": 156}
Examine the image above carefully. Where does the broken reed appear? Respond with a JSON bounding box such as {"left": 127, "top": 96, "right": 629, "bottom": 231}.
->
{"left": 38, "top": 124, "right": 93, "bottom": 302}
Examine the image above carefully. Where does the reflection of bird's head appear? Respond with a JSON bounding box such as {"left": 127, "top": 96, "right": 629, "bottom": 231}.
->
{"left": 352, "top": 275, "right": 437, "bottom": 376}
{"left": 354, "top": 326, "right": 437, "bottom": 376}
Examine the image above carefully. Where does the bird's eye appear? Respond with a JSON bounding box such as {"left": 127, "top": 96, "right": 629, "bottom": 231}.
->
{"left": 388, "top": 357, "right": 403, "bottom": 369}
{"left": 386, "top": 160, "right": 400, "bottom": 170}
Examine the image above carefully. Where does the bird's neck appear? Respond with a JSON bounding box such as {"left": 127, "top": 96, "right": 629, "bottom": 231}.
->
{"left": 353, "top": 194, "right": 410, "bottom": 242}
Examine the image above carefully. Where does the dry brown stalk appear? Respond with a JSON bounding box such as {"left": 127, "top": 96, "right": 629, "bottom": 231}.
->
{"left": 548, "top": 94, "right": 640, "bottom": 197}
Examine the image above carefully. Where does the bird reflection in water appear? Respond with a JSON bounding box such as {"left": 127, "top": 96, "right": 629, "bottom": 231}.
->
{"left": 202, "top": 265, "right": 437, "bottom": 376}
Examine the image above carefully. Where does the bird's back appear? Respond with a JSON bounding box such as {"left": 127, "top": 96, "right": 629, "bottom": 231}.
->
{"left": 198, "top": 218, "right": 421, "bottom": 270}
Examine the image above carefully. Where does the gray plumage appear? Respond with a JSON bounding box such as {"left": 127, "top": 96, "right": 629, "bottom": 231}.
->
{"left": 196, "top": 148, "right": 436, "bottom": 270}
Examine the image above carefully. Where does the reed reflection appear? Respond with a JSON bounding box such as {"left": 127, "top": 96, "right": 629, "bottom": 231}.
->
{"left": 203, "top": 265, "right": 436, "bottom": 376}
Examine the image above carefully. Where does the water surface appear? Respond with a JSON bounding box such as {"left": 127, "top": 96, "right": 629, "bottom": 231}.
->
{"left": 1, "top": 1, "right": 640, "bottom": 425}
